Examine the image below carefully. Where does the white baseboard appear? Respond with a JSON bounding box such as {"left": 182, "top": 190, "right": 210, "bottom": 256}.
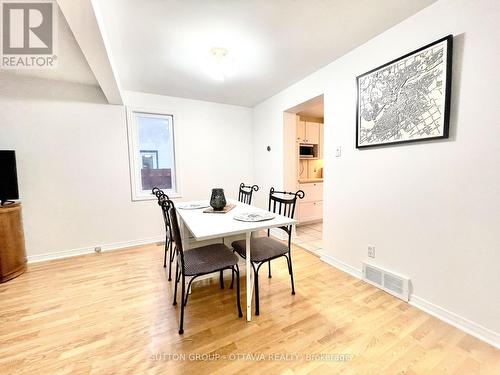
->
{"left": 409, "top": 295, "right": 500, "bottom": 349}
{"left": 320, "top": 253, "right": 362, "bottom": 279}
{"left": 318, "top": 253, "right": 499, "bottom": 349}
{"left": 27, "top": 236, "right": 164, "bottom": 263}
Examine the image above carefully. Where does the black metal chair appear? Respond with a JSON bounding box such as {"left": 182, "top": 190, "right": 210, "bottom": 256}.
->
{"left": 166, "top": 199, "right": 243, "bottom": 334}
{"left": 238, "top": 183, "right": 259, "bottom": 205}
{"left": 152, "top": 187, "right": 174, "bottom": 281}
{"left": 231, "top": 187, "right": 305, "bottom": 315}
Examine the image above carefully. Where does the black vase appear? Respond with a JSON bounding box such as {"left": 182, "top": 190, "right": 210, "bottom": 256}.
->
{"left": 210, "top": 188, "right": 226, "bottom": 211}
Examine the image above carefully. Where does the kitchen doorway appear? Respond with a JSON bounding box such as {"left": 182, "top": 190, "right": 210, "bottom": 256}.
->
{"left": 283, "top": 95, "right": 324, "bottom": 256}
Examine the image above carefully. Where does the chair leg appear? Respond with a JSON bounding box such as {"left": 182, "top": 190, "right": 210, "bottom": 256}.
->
{"left": 235, "top": 265, "right": 243, "bottom": 318}
{"left": 168, "top": 240, "right": 174, "bottom": 281}
{"left": 254, "top": 265, "right": 260, "bottom": 316}
{"left": 268, "top": 261, "right": 272, "bottom": 278}
{"left": 173, "top": 261, "right": 179, "bottom": 306}
{"left": 163, "top": 235, "right": 168, "bottom": 268}
{"left": 219, "top": 270, "right": 224, "bottom": 289}
{"left": 179, "top": 273, "right": 185, "bottom": 334}
{"left": 287, "top": 254, "right": 296, "bottom": 295}
{"left": 230, "top": 249, "right": 237, "bottom": 289}
{"left": 184, "top": 278, "right": 196, "bottom": 307}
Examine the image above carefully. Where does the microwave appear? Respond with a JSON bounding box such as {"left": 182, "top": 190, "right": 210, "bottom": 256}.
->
{"left": 299, "top": 144, "right": 317, "bottom": 158}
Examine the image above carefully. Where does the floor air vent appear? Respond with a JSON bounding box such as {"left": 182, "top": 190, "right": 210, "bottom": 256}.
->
{"left": 362, "top": 262, "right": 410, "bottom": 301}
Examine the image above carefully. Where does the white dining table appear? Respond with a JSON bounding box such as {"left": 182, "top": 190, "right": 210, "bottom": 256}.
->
{"left": 175, "top": 199, "right": 296, "bottom": 321}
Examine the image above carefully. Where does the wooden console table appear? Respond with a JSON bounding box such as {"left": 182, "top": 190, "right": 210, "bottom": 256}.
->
{"left": 0, "top": 203, "right": 27, "bottom": 283}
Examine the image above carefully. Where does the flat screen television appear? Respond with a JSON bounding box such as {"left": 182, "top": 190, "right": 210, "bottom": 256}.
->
{"left": 0, "top": 150, "right": 19, "bottom": 205}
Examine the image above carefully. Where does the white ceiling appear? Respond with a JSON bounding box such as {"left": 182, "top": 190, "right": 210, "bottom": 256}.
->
{"left": 95, "top": 0, "right": 435, "bottom": 107}
{"left": 287, "top": 95, "right": 324, "bottom": 118}
{"left": 298, "top": 102, "right": 324, "bottom": 119}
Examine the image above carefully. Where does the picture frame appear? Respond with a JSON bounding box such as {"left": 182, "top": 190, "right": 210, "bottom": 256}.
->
{"left": 356, "top": 35, "right": 453, "bottom": 148}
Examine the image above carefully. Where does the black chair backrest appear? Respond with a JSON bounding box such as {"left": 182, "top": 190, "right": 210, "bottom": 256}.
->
{"left": 152, "top": 187, "right": 161, "bottom": 196}
{"left": 153, "top": 187, "right": 170, "bottom": 231}
{"left": 152, "top": 187, "right": 166, "bottom": 200}
{"left": 166, "top": 200, "right": 185, "bottom": 268}
{"left": 238, "top": 183, "right": 259, "bottom": 205}
{"left": 268, "top": 187, "right": 305, "bottom": 238}
{"left": 159, "top": 197, "right": 174, "bottom": 242}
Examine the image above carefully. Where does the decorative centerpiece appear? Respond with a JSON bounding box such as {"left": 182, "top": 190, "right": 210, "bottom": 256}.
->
{"left": 210, "top": 188, "right": 226, "bottom": 211}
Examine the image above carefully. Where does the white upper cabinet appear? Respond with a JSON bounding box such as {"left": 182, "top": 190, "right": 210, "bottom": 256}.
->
{"left": 305, "top": 121, "right": 320, "bottom": 144}
{"left": 297, "top": 120, "right": 321, "bottom": 144}
{"left": 297, "top": 120, "right": 306, "bottom": 142}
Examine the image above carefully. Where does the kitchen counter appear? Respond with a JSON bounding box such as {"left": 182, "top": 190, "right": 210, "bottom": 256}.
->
{"left": 298, "top": 178, "right": 323, "bottom": 184}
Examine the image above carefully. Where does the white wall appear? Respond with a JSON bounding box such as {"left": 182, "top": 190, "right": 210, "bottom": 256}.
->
{"left": 122, "top": 90, "right": 253, "bottom": 199}
{"left": 252, "top": 0, "right": 500, "bottom": 345}
{"left": 0, "top": 74, "right": 253, "bottom": 260}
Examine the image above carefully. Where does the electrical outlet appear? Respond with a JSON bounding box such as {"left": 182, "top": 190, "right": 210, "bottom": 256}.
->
{"left": 368, "top": 245, "right": 375, "bottom": 258}
{"left": 94, "top": 246, "right": 102, "bottom": 253}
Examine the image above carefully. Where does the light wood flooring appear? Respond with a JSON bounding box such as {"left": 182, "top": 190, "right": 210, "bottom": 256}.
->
{"left": 1, "top": 244, "right": 498, "bottom": 374}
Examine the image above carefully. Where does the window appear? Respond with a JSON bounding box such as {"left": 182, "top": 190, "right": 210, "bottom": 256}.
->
{"left": 127, "top": 110, "right": 179, "bottom": 200}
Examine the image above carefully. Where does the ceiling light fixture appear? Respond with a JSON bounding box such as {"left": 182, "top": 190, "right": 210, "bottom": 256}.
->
{"left": 207, "top": 47, "right": 237, "bottom": 81}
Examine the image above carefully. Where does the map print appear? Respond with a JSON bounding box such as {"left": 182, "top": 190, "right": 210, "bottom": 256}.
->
{"left": 357, "top": 39, "right": 450, "bottom": 147}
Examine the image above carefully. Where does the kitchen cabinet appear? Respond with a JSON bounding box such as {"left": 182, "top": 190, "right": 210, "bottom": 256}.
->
{"left": 297, "top": 120, "right": 306, "bottom": 143}
{"left": 300, "top": 182, "right": 323, "bottom": 202}
{"left": 298, "top": 201, "right": 323, "bottom": 223}
{"left": 305, "top": 121, "right": 320, "bottom": 144}
{"left": 297, "top": 120, "right": 321, "bottom": 144}
{"left": 319, "top": 123, "right": 324, "bottom": 158}
{"left": 298, "top": 182, "right": 323, "bottom": 223}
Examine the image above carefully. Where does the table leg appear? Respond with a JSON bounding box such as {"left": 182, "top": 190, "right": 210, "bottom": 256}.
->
{"left": 245, "top": 231, "right": 253, "bottom": 322}
{"left": 178, "top": 215, "right": 189, "bottom": 252}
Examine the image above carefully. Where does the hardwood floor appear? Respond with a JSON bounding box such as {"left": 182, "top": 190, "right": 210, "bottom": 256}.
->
{"left": 1, "top": 244, "right": 498, "bottom": 374}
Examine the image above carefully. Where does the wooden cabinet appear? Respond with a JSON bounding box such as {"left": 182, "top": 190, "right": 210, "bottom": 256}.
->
{"left": 300, "top": 182, "right": 323, "bottom": 202}
{"left": 297, "top": 120, "right": 321, "bottom": 144}
{"left": 0, "top": 203, "right": 27, "bottom": 283}
{"left": 319, "top": 123, "right": 324, "bottom": 158}
{"left": 298, "top": 182, "right": 323, "bottom": 223}
{"left": 297, "top": 120, "right": 306, "bottom": 143}
{"left": 298, "top": 201, "right": 323, "bottom": 223}
{"left": 305, "top": 121, "right": 320, "bottom": 144}
{"left": 298, "top": 202, "right": 315, "bottom": 222}
{"left": 295, "top": 118, "right": 324, "bottom": 224}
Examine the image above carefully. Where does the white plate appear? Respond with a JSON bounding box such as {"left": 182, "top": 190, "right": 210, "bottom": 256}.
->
{"left": 178, "top": 202, "right": 210, "bottom": 210}
{"left": 234, "top": 212, "right": 275, "bottom": 222}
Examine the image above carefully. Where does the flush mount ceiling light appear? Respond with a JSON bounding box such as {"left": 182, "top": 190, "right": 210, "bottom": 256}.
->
{"left": 207, "top": 47, "right": 237, "bottom": 81}
{"left": 168, "top": 26, "right": 266, "bottom": 85}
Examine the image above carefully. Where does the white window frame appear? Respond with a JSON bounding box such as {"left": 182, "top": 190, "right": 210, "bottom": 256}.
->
{"left": 126, "top": 107, "right": 182, "bottom": 201}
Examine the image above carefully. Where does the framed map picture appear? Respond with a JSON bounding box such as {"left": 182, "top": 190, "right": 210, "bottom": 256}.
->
{"left": 356, "top": 35, "right": 453, "bottom": 148}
